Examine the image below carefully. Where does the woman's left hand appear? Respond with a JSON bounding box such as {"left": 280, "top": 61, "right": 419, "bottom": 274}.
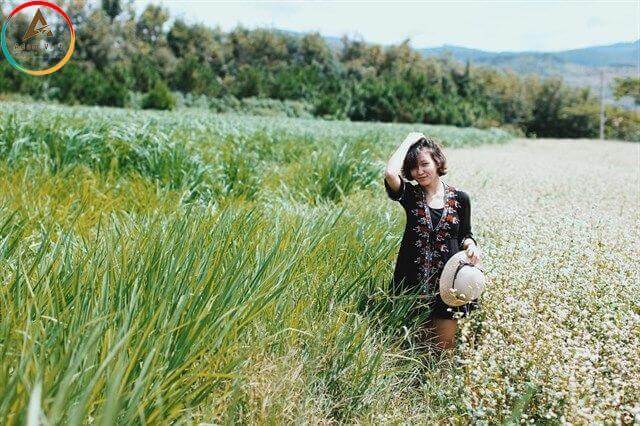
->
{"left": 466, "top": 244, "right": 481, "bottom": 265}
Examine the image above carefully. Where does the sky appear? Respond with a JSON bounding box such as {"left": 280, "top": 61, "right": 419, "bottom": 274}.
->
{"left": 132, "top": 0, "right": 640, "bottom": 53}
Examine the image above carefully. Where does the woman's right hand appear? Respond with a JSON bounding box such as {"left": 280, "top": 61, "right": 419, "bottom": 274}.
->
{"left": 386, "top": 132, "right": 426, "bottom": 183}
{"left": 402, "top": 132, "right": 426, "bottom": 146}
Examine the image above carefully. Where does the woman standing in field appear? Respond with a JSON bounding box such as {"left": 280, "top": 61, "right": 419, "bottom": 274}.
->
{"left": 384, "top": 132, "right": 481, "bottom": 353}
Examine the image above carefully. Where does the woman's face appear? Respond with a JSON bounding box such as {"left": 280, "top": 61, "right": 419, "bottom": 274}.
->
{"left": 411, "top": 148, "right": 439, "bottom": 186}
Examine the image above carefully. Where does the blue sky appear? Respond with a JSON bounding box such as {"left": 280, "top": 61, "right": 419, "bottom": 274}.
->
{"left": 133, "top": 1, "right": 639, "bottom": 52}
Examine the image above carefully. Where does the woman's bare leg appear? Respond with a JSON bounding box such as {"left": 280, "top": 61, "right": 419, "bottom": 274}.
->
{"left": 434, "top": 318, "right": 458, "bottom": 350}
{"left": 420, "top": 317, "right": 458, "bottom": 353}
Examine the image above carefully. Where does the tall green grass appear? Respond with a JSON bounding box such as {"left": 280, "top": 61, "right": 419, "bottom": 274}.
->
{"left": 0, "top": 102, "right": 511, "bottom": 206}
{"left": 0, "top": 170, "right": 443, "bottom": 423}
{"left": 0, "top": 102, "right": 513, "bottom": 423}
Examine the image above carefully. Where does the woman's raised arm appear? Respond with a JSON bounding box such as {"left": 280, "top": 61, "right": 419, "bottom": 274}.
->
{"left": 384, "top": 132, "right": 425, "bottom": 192}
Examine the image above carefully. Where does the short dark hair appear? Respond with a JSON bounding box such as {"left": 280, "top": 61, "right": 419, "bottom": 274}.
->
{"left": 401, "top": 136, "right": 448, "bottom": 180}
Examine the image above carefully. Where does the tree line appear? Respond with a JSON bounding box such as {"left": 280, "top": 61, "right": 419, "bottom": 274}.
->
{"left": 1, "top": 0, "right": 638, "bottom": 141}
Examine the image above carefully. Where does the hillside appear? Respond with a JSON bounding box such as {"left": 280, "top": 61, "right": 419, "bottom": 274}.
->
{"left": 418, "top": 40, "right": 638, "bottom": 67}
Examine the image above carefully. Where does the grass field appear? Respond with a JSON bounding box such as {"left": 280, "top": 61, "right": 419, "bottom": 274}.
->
{"left": 0, "top": 102, "right": 638, "bottom": 424}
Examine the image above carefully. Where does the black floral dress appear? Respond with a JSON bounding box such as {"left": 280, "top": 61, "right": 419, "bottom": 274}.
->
{"left": 384, "top": 174, "right": 480, "bottom": 320}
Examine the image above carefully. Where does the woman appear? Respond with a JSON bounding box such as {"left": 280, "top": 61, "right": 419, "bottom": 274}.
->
{"left": 384, "top": 132, "right": 481, "bottom": 353}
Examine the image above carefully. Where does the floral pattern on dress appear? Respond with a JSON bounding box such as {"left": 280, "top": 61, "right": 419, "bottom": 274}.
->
{"left": 410, "top": 183, "right": 461, "bottom": 294}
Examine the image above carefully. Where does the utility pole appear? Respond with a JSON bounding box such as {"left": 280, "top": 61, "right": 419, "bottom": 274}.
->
{"left": 599, "top": 70, "right": 605, "bottom": 140}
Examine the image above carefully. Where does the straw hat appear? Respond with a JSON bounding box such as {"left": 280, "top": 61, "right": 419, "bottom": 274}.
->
{"left": 439, "top": 251, "right": 486, "bottom": 307}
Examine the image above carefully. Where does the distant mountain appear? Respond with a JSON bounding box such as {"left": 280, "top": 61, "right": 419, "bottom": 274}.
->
{"left": 418, "top": 40, "right": 639, "bottom": 68}
{"left": 558, "top": 40, "right": 638, "bottom": 67}
{"left": 418, "top": 44, "right": 508, "bottom": 63}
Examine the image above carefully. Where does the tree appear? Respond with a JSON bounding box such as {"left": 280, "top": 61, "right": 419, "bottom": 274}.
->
{"left": 130, "top": 52, "right": 161, "bottom": 92}
{"left": 136, "top": 4, "right": 169, "bottom": 44}
{"left": 167, "top": 20, "right": 225, "bottom": 73}
{"left": 75, "top": 9, "right": 116, "bottom": 70}
{"left": 297, "top": 32, "right": 334, "bottom": 67}
{"left": 525, "top": 77, "right": 565, "bottom": 136}
{"left": 167, "top": 19, "right": 191, "bottom": 57}
{"left": 612, "top": 77, "right": 640, "bottom": 105}
{"left": 102, "top": 0, "right": 122, "bottom": 23}
{"left": 171, "top": 54, "right": 221, "bottom": 96}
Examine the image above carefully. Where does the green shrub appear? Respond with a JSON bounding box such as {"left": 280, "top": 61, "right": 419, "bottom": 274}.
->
{"left": 557, "top": 103, "right": 600, "bottom": 138}
{"left": 142, "top": 81, "right": 176, "bottom": 110}
{"left": 605, "top": 106, "right": 640, "bottom": 142}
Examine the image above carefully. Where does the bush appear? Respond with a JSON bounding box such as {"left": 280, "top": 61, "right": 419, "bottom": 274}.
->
{"left": 557, "top": 103, "right": 600, "bottom": 138}
{"left": 142, "top": 81, "right": 176, "bottom": 110}
{"left": 0, "top": 62, "right": 21, "bottom": 93}
{"left": 605, "top": 106, "right": 640, "bottom": 142}
{"left": 238, "top": 97, "right": 314, "bottom": 118}
{"left": 498, "top": 124, "right": 527, "bottom": 138}
{"left": 97, "top": 64, "right": 132, "bottom": 107}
